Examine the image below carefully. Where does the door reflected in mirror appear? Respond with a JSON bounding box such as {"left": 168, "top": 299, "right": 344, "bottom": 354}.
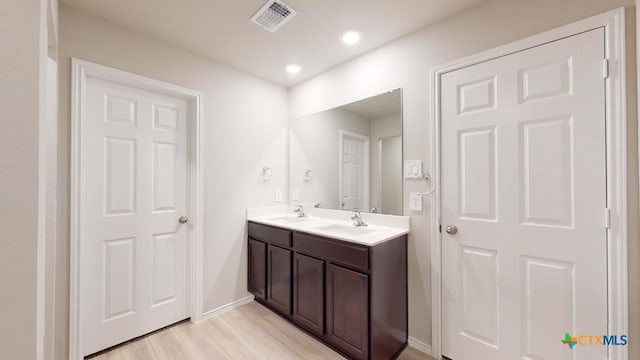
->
{"left": 290, "top": 89, "right": 403, "bottom": 215}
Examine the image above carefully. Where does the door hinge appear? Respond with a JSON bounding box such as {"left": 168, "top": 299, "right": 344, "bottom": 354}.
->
{"left": 603, "top": 59, "right": 610, "bottom": 79}
{"left": 604, "top": 208, "right": 611, "bottom": 229}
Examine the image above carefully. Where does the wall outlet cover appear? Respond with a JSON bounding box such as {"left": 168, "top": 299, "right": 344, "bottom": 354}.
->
{"left": 410, "top": 192, "right": 422, "bottom": 211}
{"left": 404, "top": 160, "right": 422, "bottom": 179}
{"left": 275, "top": 189, "right": 282, "bottom": 202}
{"left": 292, "top": 188, "right": 299, "bottom": 201}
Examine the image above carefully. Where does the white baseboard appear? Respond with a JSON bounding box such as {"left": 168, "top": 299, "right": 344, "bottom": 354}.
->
{"left": 197, "top": 295, "right": 255, "bottom": 322}
{"left": 408, "top": 336, "right": 433, "bottom": 356}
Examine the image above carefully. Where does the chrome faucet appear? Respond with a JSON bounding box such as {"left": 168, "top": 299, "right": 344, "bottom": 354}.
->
{"left": 294, "top": 205, "right": 308, "bottom": 218}
{"left": 351, "top": 210, "right": 368, "bottom": 227}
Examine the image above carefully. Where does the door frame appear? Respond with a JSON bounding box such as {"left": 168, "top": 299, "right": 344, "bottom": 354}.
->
{"left": 69, "top": 59, "right": 205, "bottom": 359}
{"left": 338, "top": 130, "right": 370, "bottom": 211}
{"left": 429, "top": 8, "right": 628, "bottom": 359}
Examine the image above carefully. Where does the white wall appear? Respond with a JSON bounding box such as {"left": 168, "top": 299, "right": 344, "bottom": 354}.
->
{"left": 56, "top": 5, "right": 288, "bottom": 358}
{"left": 0, "top": 0, "right": 50, "bottom": 359}
{"left": 289, "top": 0, "right": 638, "bottom": 349}
{"left": 290, "top": 108, "right": 370, "bottom": 208}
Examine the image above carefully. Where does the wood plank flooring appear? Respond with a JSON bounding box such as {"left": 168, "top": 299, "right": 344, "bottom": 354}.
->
{"left": 89, "top": 301, "right": 435, "bottom": 360}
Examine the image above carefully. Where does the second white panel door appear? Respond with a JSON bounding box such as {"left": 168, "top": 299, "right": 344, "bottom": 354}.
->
{"left": 81, "top": 77, "right": 189, "bottom": 355}
{"left": 340, "top": 132, "right": 368, "bottom": 211}
{"left": 441, "top": 28, "right": 607, "bottom": 360}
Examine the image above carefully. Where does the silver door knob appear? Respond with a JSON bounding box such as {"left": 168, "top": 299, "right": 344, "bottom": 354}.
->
{"left": 178, "top": 216, "right": 189, "bottom": 224}
{"left": 445, "top": 225, "right": 458, "bottom": 235}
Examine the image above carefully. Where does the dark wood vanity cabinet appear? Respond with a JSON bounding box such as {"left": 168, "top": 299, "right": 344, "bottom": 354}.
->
{"left": 266, "top": 244, "right": 292, "bottom": 314}
{"left": 247, "top": 222, "right": 293, "bottom": 315}
{"left": 247, "top": 221, "right": 408, "bottom": 360}
{"left": 247, "top": 239, "right": 266, "bottom": 299}
{"left": 326, "top": 263, "right": 369, "bottom": 359}
{"left": 293, "top": 253, "right": 325, "bottom": 337}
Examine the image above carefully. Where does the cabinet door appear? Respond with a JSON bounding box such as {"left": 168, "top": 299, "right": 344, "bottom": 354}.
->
{"left": 267, "top": 245, "right": 292, "bottom": 314}
{"left": 326, "top": 264, "right": 369, "bottom": 360}
{"left": 248, "top": 239, "right": 266, "bottom": 299}
{"left": 293, "top": 253, "right": 325, "bottom": 337}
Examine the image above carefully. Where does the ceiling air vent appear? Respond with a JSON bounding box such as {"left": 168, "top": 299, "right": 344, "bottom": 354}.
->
{"left": 250, "top": 0, "right": 297, "bottom": 32}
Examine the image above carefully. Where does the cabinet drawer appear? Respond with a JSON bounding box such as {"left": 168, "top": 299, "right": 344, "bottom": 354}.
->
{"left": 248, "top": 222, "right": 292, "bottom": 248}
{"left": 293, "top": 232, "right": 369, "bottom": 272}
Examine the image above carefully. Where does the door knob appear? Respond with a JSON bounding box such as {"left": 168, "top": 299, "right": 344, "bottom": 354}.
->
{"left": 445, "top": 225, "right": 458, "bottom": 235}
{"left": 178, "top": 216, "right": 189, "bottom": 224}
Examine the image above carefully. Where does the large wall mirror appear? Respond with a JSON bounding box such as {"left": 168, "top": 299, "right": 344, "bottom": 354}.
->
{"left": 290, "top": 89, "right": 403, "bottom": 215}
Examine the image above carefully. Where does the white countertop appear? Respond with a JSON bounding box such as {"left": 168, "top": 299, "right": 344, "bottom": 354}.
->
{"left": 246, "top": 207, "right": 410, "bottom": 246}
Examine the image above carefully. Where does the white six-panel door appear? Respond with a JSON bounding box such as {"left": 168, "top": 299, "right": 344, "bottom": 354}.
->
{"left": 441, "top": 29, "right": 607, "bottom": 359}
{"left": 340, "top": 132, "right": 368, "bottom": 211}
{"left": 81, "top": 77, "right": 189, "bottom": 355}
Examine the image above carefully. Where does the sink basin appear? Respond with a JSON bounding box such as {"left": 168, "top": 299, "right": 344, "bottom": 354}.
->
{"left": 267, "top": 216, "right": 311, "bottom": 223}
{"left": 316, "top": 224, "right": 376, "bottom": 236}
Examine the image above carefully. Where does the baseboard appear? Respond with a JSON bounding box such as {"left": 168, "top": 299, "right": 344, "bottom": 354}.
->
{"left": 408, "top": 336, "right": 432, "bottom": 356}
{"left": 197, "top": 295, "right": 255, "bottom": 322}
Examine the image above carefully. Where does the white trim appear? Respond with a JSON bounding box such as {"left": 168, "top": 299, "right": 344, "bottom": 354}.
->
{"left": 198, "top": 295, "right": 256, "bottom": 322}
{"left": 429, "top": 8, "right": 628, "bottom": 360}
{"left": 377, "top": 138, "right": 383, "bottom": 211}
{"left": 69, "top": 59, "right": 205, "bottom": 359}
{"left": 408, "top": 336, "right": 432, "bottom": 356}
{"left": 338, "top": 130, "right": 371, "bottom": 211}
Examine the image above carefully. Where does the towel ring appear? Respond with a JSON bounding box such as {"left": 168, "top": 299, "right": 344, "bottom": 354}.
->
{"left": 261, "top": 167, "right": 273, "bottom": 182}
{"left": 413, "top": 173, "right": 435, "bottom": 196}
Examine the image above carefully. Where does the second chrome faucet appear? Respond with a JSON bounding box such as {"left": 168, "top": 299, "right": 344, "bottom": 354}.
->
{"left": 294, "top": 205, "right": 308, "bottom": 218}
{"left": 351, "top": 210, "right": 368, "bottom": 227}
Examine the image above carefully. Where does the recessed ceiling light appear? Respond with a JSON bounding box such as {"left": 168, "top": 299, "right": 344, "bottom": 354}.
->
{"left": 286, "top": 64, "right": 301, "bottom": 74}
{"left": 341, "top": 30, "right": 361, "bottom": 45}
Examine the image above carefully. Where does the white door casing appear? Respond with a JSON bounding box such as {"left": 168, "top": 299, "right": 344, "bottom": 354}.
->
{"left": 440, "top": 29, "right": 607, "bottom": 360}
{"left": 339, "top": 130, "right": 370, "bottom": 211}
{"left": 431, "top": 9, "right": 628, "bottom": 360}
{"left": 70, "top": 59, "right": 204, "bottom": 359}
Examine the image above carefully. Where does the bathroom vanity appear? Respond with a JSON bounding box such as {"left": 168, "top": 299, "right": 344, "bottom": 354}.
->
{"left": 246, "top": 211, "right": 408, "bottom": 360}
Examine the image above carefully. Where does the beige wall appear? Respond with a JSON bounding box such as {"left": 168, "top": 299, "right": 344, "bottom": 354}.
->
{"left": 0, "top": 0, "right": 50, "bottom": 359}
{"left": 289, "top": 0, "right": 638, "bottom": 349}
{"left": 56, "top": 6, "right": 288, "bottom": 358}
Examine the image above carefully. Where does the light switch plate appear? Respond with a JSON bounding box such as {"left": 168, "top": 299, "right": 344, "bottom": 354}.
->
{"left": 404, "top": 160, "right": 422, "bottom": 179}
{"left": 410, "top": 192, "right": 423, "bottom": 211}
{"left": 275, "top": 189, "right": 282, "bottom": 202}
{"left": 292, "top": 188, "right": 299, "bottom": 201}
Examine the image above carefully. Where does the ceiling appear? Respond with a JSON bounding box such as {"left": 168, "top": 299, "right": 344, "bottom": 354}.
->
{"left": 342, "top": 89, "right": 402, "bottom": 119}
{"left": 61, "top": 0, "right": 485, "bottom": 87}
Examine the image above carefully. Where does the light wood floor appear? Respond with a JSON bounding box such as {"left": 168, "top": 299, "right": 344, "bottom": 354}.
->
{"left": 89, "top": 301, "right": 435, "bottom": 360}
